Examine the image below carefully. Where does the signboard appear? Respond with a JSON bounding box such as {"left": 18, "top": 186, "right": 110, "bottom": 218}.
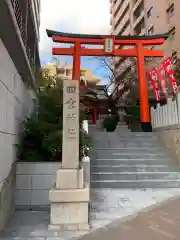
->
{"left": 104, "top": 37, "right": 114, "bottom": 54}
{"left": 62, "top": 80, "right": 79, "bottom": 168}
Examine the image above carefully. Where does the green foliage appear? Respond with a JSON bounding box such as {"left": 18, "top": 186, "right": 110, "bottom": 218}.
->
{"left": 38, "top": 68, "right": 56, "bottom": 87}
{"left": 103, "top": 115, "right": 117, "bottom": 132}
{"left": 79, "top": 127, "right": 92, "bottom": 159}
{"left": 17, "top": 86, "right": 63, "bottom": 162}
{"left": 17, "top": 84, "right": 91, "bottom": 162}
{"left": 125, "top": 106, "right": 140, "bottom": 120}
{"left": 79, "top": 109, "right": 86, "bottom": 123}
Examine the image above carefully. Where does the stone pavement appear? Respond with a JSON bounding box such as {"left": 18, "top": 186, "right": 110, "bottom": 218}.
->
{"left": 79, "top": 195, "right": 180, "bottom": 240}
{"left": 2, "top": 188, "right": 180, "bottom": 239}
{"left": 90, "top": 188, "right": 180, "bottom": 229}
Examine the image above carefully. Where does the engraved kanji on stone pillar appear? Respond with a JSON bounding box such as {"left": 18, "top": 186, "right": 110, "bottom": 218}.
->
{"left": 62, "top": 80, "right": 79, "bottom": 168}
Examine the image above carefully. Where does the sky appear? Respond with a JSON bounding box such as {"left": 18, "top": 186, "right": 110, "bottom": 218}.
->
{"left": 39, "top": 0, "right": 111, "bottom": 84}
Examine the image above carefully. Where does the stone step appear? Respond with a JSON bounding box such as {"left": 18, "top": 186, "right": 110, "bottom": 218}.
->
{"left": 116, "top": 130, "right": 131, "bottom": 133}
{"left": 91, "top": 165, "right": 180, "bottom": 173}
{"left": 116, "top": 132, "right": 157, "bottom": 136}
{"left": 113, "top": 152, "right": 166, "bottom": 156}
{"left": 121, "top": 131, "right": 158, "bottom": 135}
{"left": 95, "top": 143, "right": 163, "bottom": 147}
{"left": 91, "top": 179, "right": 180, "bottom": 188}
{"left": 94, "top": 134, "right": 158, "bottom": 138}
{"left": 94, "top": 141, "right": 162, "bottom": 145}
{"left": 94, "top": 159, "right": 174, "bottom": 166}
{"left": 93, "top": 147, "right": 165, "bottom": 151}
{"left": 114, "top": 141, "right": 160, "bottom": 145}
{"left": 103, "top": 140, "right": 160, "bottom": 144}
{"left": 91, "top": 172, "right": 180, "bottom": 181}
{"left": 116, "top": 138, "right": 159, "bottom": 142}
{"left": 116, "top": 128, "right": 130, "bottom": 131}
{"left": 116, "top": 125, "right": 129, "bottom": 128}
{"left": 95, "top": 152, "right": 168, "bottom": 159}
{"left": 93, "top": 146, "right": 165, "bottom": 150}
{"left": 109, "top": 133, "right": 158, "bottom": 137}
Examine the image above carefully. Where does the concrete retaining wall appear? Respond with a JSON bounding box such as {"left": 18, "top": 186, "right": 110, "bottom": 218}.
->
{"left": 155, "top": 125, "right": 180, "bottom": 165}
{"left": 15, "top": 161, "right": 90, "bottom": 209}
{"left": 0, "top": 38, "right": 35, "bottom": 232}
{"left": 0, "top": 163, "right": 15, "bottom": 232}
{"left": 15, "top": 162, "right": 60, "bottom": 209}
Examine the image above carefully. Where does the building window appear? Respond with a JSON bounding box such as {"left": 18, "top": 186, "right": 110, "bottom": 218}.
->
{"left": 147, "top": 7, "right": 153, "bottom": 18}
{"left": 168, "top": 26, "right": 175, "bottom": 40}
{"left": 167, "top": 4, "right": 174, "bottom": 20}
{"left": 118, "top": 20, "right": 130, "bottom": 35}
{"left": 114, "top": 4, "right": 129, "bottom": 29}
{"left": 148, "top": 26, "right": 154, "bottom": 35}
{"left": 133, "top": 0, "right": 138, "bottom": 6}
{"left": 133, "top": 0, "right": 144, "bottom": 21}
{"left": 134, "top": 18, "right": 145, "bottom": 35}
{"left": 172, "top": 51, "right": 177, "bottom": 64}
{"left": 114, "top": 0, "right": 125, "bottom": 18}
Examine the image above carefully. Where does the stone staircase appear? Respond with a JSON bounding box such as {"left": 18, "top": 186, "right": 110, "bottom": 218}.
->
{"left": 90, "top": 124, "right": 180, "bottom": 188}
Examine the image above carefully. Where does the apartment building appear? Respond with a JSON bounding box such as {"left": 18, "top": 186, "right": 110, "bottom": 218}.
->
{"left": 0, "top": 0, "right": 41, "bottom": 232}
{"left": 110, "top": 0, "right": 180, "bottom": 81}
{"left": 43, "top": 63, "right": 101, "bottom": 87}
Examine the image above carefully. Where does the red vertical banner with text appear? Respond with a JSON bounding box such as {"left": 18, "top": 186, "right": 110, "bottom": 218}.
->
{"left": 162, "top": 56, "right": 179, "bottom": 94}
{"left": 147, "top": 68, "right": 161, "bottom": 101}
{"left": 156, "top": 64, "right": 168, "bottom": 98}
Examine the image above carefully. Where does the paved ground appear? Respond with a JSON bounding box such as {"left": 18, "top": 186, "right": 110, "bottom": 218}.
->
{"left": 2, "top": 188, "right": 180, "bottom": 239}
{"left": 90, "top": 188, "right": 180, "bottom": 229}
{"left": 79, "top": 196, "right": 180, "bottom": 240}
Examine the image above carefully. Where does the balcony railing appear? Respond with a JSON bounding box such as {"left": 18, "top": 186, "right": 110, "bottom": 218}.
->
{"left": 10, "top": 0, "right": 38, "bottom": 76}
{"left": 166, "top": 0, "right": 174, "bottom": 10}
{"left": 11, "top": 0, "right": 27, "bottom": 46}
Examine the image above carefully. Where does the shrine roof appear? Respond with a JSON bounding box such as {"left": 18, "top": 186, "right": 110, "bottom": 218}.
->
{"left": 46, "top": 29, "right": 169, "bottom": 40}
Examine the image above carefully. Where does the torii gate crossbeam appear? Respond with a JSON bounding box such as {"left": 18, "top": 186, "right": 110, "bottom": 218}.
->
{"left": 47, "top": 29, "right": 169, "bottom": 132}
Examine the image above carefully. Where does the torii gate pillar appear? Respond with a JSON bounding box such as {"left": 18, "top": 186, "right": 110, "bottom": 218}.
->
{"left": 136, "top": 43, "right": 151, "bottom": 132}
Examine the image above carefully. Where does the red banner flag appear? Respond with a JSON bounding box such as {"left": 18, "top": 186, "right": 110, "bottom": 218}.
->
{"left": 147, "top": 68, "right": 161, "bottom": 101}
{"left": 156, "top": 64, "right": 168, "bottom": 97}
{"left": 162, "top": 56, "right": 178, "bottom": 94}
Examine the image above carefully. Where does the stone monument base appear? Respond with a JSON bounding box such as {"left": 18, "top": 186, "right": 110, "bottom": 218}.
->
{"left": 55, "top": 168, "right": 84, "bottom": 189}
{"left": 117, "top": 121, "right": 127, "bottom": 126}
{"left": 49, "top": 168, "right": 90, "bottom": 231}
{"left": 49, "top": 222, "right": 90, "bottom": 231}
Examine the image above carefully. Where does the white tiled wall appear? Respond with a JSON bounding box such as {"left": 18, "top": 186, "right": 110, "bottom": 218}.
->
{"left": 0, "top": 38, "right": 35, "bottom": 184}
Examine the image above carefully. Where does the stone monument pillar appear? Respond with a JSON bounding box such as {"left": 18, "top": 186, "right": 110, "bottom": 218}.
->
{"left": 49, "top": 80, "right": 89, "bottom": 231}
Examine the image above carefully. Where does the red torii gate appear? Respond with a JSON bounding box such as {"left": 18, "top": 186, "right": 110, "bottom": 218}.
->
{"left": 47, "top": 30, "right": 168, "bottom": 132}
